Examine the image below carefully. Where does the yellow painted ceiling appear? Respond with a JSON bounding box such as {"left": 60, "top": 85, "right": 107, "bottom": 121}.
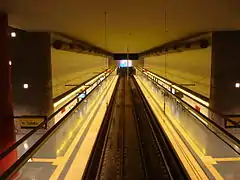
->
{"left": 1, "top": 0, "right": 240, "bottom": 52}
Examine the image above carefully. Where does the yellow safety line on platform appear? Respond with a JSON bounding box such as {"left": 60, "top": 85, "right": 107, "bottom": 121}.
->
{"left": 65, "top": 76, "right": 118, "bottom": 179}
{"left": 65, "top": 86, "right": 114, "bottom": 179}
{"left": 135, "top": 75, "right": 225, "bottom": 180}
{"left": 135, "top": 76, "right": 208, "bottom": 180}
{"left": 214, "top": 157, "right": 240, "bottom": 162}
{"left": 49, "top": 76, "right": 118, "bottom": 180}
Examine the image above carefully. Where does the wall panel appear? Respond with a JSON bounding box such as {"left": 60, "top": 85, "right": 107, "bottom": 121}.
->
{"left": 144, "top": 48, "right": 211, "bottom": 97}
{"left": 51, "top": 49, "right": 107, "bottom": 98}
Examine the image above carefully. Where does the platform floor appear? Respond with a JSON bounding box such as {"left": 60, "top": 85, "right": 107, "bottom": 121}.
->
{"left": 135, "top": 74, "right": 240, "bottom": 180}
{"left": 16, "top": 74, "right": 118, "bottom": 180}
{"left": 13, "top": 72, "right": 240, "bottom": 180}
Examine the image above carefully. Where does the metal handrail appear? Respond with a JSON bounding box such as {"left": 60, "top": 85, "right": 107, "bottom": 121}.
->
{"left": 139, "top": 67, "right": 240, "bottom": 128}
{"left": 0, "top": 70, "right": 115, "bottom": 179}
{"left": 140, "top": 67, "right": 209, "bottom": 102}
{"left": 53, "top": 67, "right": 114, "bottom": 103}
{"left": 138, "top": 73, "right": 240, "bottom": 153}
{"left": 0, "top": 95, "right": 87, "bottom": 179}
{"left": 0, "top": 69, "right": 114, "bottom": 161}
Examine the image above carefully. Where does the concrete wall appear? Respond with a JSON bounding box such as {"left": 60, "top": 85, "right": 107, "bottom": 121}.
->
{"left": 144, "top": 48, "right": 211, "bottom": 97}
{"left": 51, "top": 49, "right": 107, "bottom": 98}
{"left": 210, "top": 31, "right": 240, "bottom": 115}
{"left": 11, "top": 31, "right": 53, "bottom": 116}
{"left": 132, "top": 60, "right": 143, "bottom": 67}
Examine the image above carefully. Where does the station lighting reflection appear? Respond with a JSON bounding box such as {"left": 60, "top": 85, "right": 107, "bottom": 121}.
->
{"left": 23, "top": 84, "right": 29, "bottom": 89}
{"left": 235, "top": 82, "right": 240, "bottom": 88}
{"left": 11, "top": 32, "right": 16, "bottom": 38}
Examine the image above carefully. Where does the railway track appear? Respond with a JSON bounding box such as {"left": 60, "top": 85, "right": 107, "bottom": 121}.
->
{"left": 83, "top": 74, "right": 189, "bottom": 180}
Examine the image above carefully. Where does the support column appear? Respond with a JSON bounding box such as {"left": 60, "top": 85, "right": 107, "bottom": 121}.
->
{"left": 0, "top": 13, "right": 17, "bottom": 176}
{"left": 10, "top": 31, "right": 53, "bottom": 116}
{"left": 210, "top": 31, "right": 240, "bottom": 120}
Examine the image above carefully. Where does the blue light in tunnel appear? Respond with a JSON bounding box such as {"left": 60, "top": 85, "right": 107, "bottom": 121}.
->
{"left": 118, "top": 60, "right": 132, "bottom": 67}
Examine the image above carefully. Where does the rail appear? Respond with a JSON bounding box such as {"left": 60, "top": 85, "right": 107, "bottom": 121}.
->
{"left": 132, "top": 76, "right": 190, "bottom": 179}
{"left": 137, "top": 70, "right": 240, "bottom": 154}
{"left": 138, "top": 67, "right": 240, "bottom": 129}
{"left": 83, "top": 75, "right": 189, "bottom": 179}
{"left": 82, "top": 76, "right": 120, "bottom": 179}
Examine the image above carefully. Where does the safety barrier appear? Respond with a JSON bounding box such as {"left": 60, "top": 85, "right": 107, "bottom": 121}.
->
{"left": 0, "top": 68, "right": 115, "bottom": 176}
{"left": 136, "top": 68, "right": 240, "bottom": 154}
{"left": 138, "top": 67, "right": 240, "bottom": 129}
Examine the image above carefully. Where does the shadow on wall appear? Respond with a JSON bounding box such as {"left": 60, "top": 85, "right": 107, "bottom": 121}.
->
{"left": 144, "top": 48, "right": 211, "bottom": 98}
{"left": 51, "top": 48, "right": 108, "bottom": 98}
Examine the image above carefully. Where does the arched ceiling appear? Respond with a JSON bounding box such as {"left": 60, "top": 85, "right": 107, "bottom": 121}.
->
{"left": 1, "top": 0, "right": 240, "bottom": 53}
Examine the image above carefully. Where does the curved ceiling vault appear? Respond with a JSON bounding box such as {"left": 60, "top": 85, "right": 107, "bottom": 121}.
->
{"left": 1, "top": 0, "right": 240, "bottom": 53}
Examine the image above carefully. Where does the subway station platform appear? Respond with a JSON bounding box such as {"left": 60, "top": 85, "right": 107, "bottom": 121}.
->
{"left": 0, "top": 69, "right": 239, "bottom": 180}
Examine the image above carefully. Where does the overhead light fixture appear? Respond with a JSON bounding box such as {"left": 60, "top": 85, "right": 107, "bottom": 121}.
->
{"left": 23, "top": 84, "right": 29, "bottom": 89}
{"left": 235, "top": 82, "right": 240, "bottom": 88}
{"left": 9, "top": 61, "right": 12, "bottom": 66}
{"left": 11, "top": 32, "right": 16, "bottom": 38}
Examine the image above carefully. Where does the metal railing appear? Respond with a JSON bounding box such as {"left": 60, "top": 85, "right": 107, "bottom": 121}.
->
{"left": 53, "top": 68, "right": 113, "bottom": 103}
{"left": 132, "top": 76, "right": 190, "bottom": 179}
{"left": 0, "top": 69, "right": 115, "bottom": 176}
{"left": 0, "top": 69, "right": 116, "bottom": 179}
{"left": 139, "top": 67, "right": 240, "bottom": 129}
{"left": 138, "top": 70, "right": 240, "bottom": 154}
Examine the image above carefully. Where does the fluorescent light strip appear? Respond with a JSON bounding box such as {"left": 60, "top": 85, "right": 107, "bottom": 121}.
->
{"left": 189, "top": 109, "right": 208, "bottom": 126}
{"left": 152, "top": 73, "right": 172, "bottom": 85}
{"left": 143, "top": 68, "right": 172, "bottom": 85}
{"left": 54, "top": 86, "right": 88, "bottom": 108}
{"left": 54, "top": 71, "right": 108, "bottom": 108}
{"left": 143, "top": 68, "right": 209, "bottom": 107}
{"left": 172, "top": 85, "right": 209, "bottom": 107}
{"left": 85, "top": 73, "right": 105, "bottom": 86}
